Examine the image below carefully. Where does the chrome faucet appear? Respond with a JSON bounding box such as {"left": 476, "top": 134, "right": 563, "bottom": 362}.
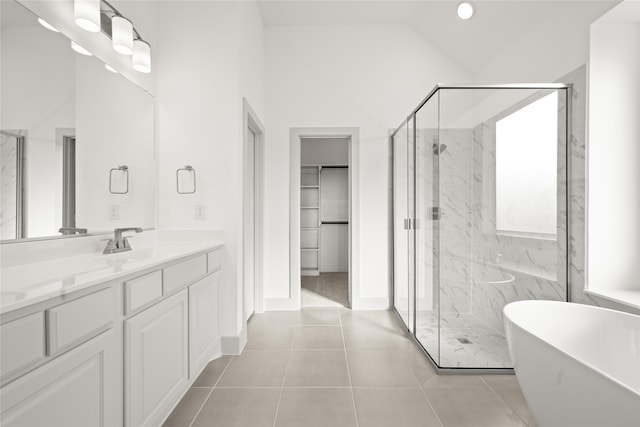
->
{"left": 103, "top": 227, "right": 143, "bottom": 254}
{"left": 59, "top": 227, "right": 88, "bottom": 235}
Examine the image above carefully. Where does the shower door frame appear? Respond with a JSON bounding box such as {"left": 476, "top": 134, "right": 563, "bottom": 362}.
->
{"left": 390, "top": 83, "right": 572, "bottom": 374}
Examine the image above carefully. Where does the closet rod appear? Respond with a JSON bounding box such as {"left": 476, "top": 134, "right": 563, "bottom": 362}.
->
{"left": 321, "top": 165, "right": 349, "bottom": 169}
{"left": 322, "top": 221, "right": 349, "bottom": 225}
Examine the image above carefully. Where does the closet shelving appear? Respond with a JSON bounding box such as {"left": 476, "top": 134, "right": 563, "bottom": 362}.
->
{"left": 301, "top": 166, "right": 321, "bottom": 275}
{"left": 300, "top": 164, "right": 349, "bottom": 276}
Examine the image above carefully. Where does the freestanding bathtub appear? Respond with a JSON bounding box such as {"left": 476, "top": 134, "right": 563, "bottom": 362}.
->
{"left": 504, "top": 300, "right": 640, "bottom": 427}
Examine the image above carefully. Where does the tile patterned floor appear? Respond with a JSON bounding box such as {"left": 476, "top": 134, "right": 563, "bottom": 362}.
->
{"left": 164, "top": 309, "right": 537, "bottom": 427}
{"left": 301, "top": 273, "right": 349, "bottom": 308}
{"left": 416, "top": 312, "right": 512, "bottom": 368}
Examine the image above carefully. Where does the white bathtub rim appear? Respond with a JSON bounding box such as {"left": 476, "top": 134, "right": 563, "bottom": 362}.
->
{"left": 504, "top": 300, "right": 640, "bottom": 397}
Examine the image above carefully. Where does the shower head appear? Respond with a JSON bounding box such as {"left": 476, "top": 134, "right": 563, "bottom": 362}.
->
{"left": 432, "top": 143, "right": 447, "bottom": 154}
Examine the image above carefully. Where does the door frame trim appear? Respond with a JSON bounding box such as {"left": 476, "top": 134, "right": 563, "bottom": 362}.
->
{"left": 242, "top": 98, "right": 265, "bottom": 318}
{"left": 289, "top": 127, "right": 360, "bottom": 309}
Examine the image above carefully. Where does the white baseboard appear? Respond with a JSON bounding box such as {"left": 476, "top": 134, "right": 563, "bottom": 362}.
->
{"left": 264, "top": 297, "right": 300, "bottom": 311}
{"left": 221, "top": 326, "right": 247, "bottom": 355}
{"left": 351, "top": 297, "right": 390, "bottom": 310}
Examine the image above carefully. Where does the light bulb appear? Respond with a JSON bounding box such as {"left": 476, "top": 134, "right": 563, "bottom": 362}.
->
{"left": 132, "top": 39, "right": 151, "bottom": 73}
{"left": 71, "top": 40, "right": 92, "bottom": 56}
{"left": 112, "top": 16, "right": 133, "bottom": 55}
{"left": 74, "top": 0, "right": 101, "bottom": 32}
{"left": 457, "top": 1, "right": 475, "bottom": 20}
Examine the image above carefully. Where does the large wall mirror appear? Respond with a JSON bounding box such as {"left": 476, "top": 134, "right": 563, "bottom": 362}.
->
{"left": 0, "top": 0, "right": 155, "bottom": 242}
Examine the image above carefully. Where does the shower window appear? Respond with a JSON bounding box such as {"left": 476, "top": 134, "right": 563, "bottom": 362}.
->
{"left": 495, "top": 92, "right": 558, "bottom": 238}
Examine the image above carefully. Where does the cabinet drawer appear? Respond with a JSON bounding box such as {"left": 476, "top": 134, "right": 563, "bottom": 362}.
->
{"left": 47, "top": 288, "right": 114, "bottom": 354}
{"left": 163, "top": 255, "right": 207, "bottom": 294}
{"left": 207, "top": 250, "right": 222, "bottom": 272}
{"left": 0, "top": 312, "right": 45, "bottom": 382}
{"left": 124, "top": 271, "right": 163, "bottom": 314}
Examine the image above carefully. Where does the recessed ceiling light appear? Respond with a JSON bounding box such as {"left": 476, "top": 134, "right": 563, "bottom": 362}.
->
{"left": 457, "top": 1, "right": 475, "bottom": 20}
{"left": 37, "top": 18, "right": 59, "bottom": 32}
{"left": 105, "top": 64, "right": 118, "bottom": 73}
{"left": 70, "top": 40, "right": 92, "bottom": 56}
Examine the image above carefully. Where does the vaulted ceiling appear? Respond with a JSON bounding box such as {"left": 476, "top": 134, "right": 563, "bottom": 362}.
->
{"left": 257, "top": 0, "right": 619, "bottom": 74}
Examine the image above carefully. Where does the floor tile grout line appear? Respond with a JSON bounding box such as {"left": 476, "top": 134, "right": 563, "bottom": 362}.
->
{"left": 271, "top": 327, "right": 294, "bottom": 427}
{"left": 187, "top": 355, "right": 234, "bottom": 427}
{"left": 339, "top": 310, "right": 360, "bottom": 427}
{"left": 412, "top": 370, "right": 445, "bottom": 427}
{"left": 186, "top": 387, "right": 215, "bottom": 427}
{"left": 479, "top": 376, "right": 530, "bottom": 426}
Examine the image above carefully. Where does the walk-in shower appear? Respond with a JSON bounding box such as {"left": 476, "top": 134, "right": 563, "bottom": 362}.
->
{"left": 392, "top": 84, "right": 570, "bottom": 371}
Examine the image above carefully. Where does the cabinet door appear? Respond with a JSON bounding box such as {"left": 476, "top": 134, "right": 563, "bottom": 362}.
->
{"left": 125, "top": 289, "right": 188, "bottom": 427}
{"left": 0, "top": 329, "right": 117, "bottom": 427}
{"left": 189, "top": 272, "right": 220, "bottom": 378}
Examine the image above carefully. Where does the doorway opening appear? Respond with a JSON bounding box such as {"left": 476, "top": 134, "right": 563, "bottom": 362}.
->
{"left": 243, "top": 99, "right": 265, "bottom": 321}
{"left": 300, "top": 138, "right": 350, "bottom": 308}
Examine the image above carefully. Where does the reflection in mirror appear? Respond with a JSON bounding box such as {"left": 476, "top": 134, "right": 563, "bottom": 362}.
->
{"left": 0, "top": 0, "right": 155, "bottom": 242}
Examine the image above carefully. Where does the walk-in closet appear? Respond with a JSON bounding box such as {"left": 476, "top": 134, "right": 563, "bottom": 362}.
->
{"left": 300, "top": 138, "right": 350, "bottom": 307}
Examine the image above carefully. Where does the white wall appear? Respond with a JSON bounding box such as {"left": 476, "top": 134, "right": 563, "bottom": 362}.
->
{"left": 264, "top": 24, "right": 469, "bottom": 309}
{"left": 156, "top": 1, "right": 264, "bottom": 344}
{"left": 473, "top": 2, "right": 610, "bottom": 84}
{"left": 587, "top": 1, "right": 640, "bottom": 294}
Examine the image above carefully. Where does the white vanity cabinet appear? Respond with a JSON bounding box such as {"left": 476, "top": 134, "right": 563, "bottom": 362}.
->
{"left": 0, "top": 329, "right": 117, "bottom": 427}
{"left": 189, "top": 270, "right": 220, "bottom": 378}
{"left": 125, "top": 290, "right": 189, "bottom": 427}
{"left": 123, "top": 250, "right": 222, "bottom": 427}
{"left": 0, "top": 246, "right": 223, "bottom": 427}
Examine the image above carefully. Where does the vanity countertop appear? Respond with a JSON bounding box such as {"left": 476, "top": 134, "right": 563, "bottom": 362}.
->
{"left": 0, "top": 240, "right": 223, "bottom": 315}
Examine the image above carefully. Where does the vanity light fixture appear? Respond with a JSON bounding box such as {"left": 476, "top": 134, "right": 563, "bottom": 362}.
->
{"left": 111, "top": 16, "right": 134, "bottom": 55}
{"left": 105, "top": 64, "right": 118, "bottom": 73}
{"left": 96, "top": 0, "right": 152, "bottom": 73}
{"left": 457, "top": 1, "right": 475, "bottom": 20}
{"left": 37, "top": 18, "right": 59, "bottom": 32}
{"left": 71, "top": 40, "right": 93, "bottom": 56}
{"left": 132, "top": 39, "right": 151, "bottom": 73}
{"left": 74, "top": 0, "right": 101, "bottom": 32}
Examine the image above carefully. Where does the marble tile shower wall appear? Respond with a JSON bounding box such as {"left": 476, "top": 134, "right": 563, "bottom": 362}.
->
{"left": 469, "top": 114, "right": 566, "bottom": 330}
{"left": 416, "top": 128, "right": 477, "bottom": 315}
{"left": 1, "top": 132, "right": 18, "bottom": 240}
{"left": 435, "top": 129, "right": 475, "bottom": 314}
{"left": 469, "top": 69, "right": 594, "bottom": 330}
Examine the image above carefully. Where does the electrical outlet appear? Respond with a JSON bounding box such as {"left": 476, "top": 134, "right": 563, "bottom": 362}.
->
{"left": 195, "top": 205, "right": 206, "bottom": 220}
{"left": 109, "top": 205, "right": 120, "bottom": 220}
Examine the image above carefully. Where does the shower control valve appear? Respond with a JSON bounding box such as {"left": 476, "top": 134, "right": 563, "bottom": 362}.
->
{"left": 428, "top": 207, "right": 444, "bottom": 221}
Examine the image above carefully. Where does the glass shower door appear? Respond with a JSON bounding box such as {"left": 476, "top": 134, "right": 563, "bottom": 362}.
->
{"left": 392, "top": 122, "right": 410, "bottom": 328}
{"left": 414, "top": 94, "right": 439, "bottom": 365}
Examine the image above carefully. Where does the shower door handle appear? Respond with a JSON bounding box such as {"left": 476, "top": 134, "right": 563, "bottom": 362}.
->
{"left": 404, "top": 219, "right": 420, "bottom": 230}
